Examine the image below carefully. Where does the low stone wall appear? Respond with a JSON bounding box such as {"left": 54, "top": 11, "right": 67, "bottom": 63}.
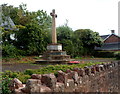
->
{"left": 10, "top": 61, "right": 120, "bottom": 93}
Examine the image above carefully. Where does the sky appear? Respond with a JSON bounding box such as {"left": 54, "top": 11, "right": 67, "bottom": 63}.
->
{"left": 0, "top": 0, "right": 119, "bottom": 35}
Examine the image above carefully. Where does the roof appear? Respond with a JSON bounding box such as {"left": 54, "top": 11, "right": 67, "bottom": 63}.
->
{"left": 95, "top": 42, "right": 120, "bottom": 51}
{"left": 95, "top": 33, "right": 120, "bottom": 51}
{"left": 0, "top": 14, "right": 16, "bottom": 30}
{"left": 101, "top": 35, "right": 109, "bottom": 40}
{"left": 100, "top": 34, "right": 120, "bottom": 41}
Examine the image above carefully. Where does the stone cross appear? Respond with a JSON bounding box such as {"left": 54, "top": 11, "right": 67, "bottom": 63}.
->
{"left": 50, "top": 9, "right": 57, "bottom": 44}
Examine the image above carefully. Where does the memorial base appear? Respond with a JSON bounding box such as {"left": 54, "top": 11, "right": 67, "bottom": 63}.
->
{"left": 36, "top": 44, "right": 70, "bottom": 64}
{"left": 47, "top": 44, "right": 62, "bottom": 51}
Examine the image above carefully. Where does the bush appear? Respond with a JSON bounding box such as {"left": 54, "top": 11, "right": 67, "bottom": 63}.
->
{"left": 1, "top": 72, "right": 12, "bottom": 94}
{"left": 114, "top": 52, "right": 120, "bottom": 60}
{"left": 2, "top": 71, "right": 18, "bottom": 78}
{"left": 2, "top": 44, "right": 26, "bottom": 58}
{"left": 24, "top": 69, "right": 36, "bottom": 75}
{"left": 93, "top": 51, "right": 115, "bottom": 58}
{"left": 2, "top": 71, "right": 31, "bottom": 84}
{"left": 17, "top": 74, "right": 31, "bottom": 84}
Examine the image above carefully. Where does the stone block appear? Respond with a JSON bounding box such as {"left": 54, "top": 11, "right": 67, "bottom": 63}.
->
{"left": 25, "top": 79, "right": 41, "bottom": 93}
{"left": 66, "top": 79, "right": 75, "bottom": 89}
{"left": 91, "top": 66, "right": 96, "bottom": 74}
{"left": 21, "top": 87, "right": 29, "bottom": 93}
{"left": 47, "top": 44, "right": 62, "bottom": 51}
{"left": 82, "top": 75, "right": 89, "bottom": 84}
{"left": 54, "top": 82, "right": 65, "bottom": 92}
{"left": 66, "top": 70, "right": 79, "bottom": 84}
{"left": 78, "top": 77, "right": 83, "bottom": 85}
{"left": 40, "top": 85, "right": 52, "bottom": 92}
{"left": 66, "top": 69, "right": 71, "bottom": 73}
{"left": 73, "top": 68, "right": 85, "bottom": 77}
{"left": 9, "top": 78, "right": 23, "bottom": 91}
{"left": 72, "top": 71, "right": 79, "bottom": 84}
{"left": 99, "top": 65, "right": 104, "bottom": 71}
{"left": 26, "top": 79, "right": 41, "bottom": 87}
{"left": 84, "top": 67, "right": 91, "bottom": 75}
{"left": 14, "top": 89, "right": 25, "bottom": 94}
{"left": 74, "top": 86, "right": 85, "bottom": 92}
{"left": 89, "top": 73, "right": 95, "bottom": 81}
{"left": 95, "top": 65, "right": 101, "bottom": 72}
{"left": 106, "top": 63, "right": 110, "bottom": 69}
{"left": 31, "top": 74, "right": 41, "bottom": 79}
{"left": 57, "top": 70, "right": 68, "bottom": 86}
{"left": 41, "top": 73, "right": 57, "bottom": 89}
{"left": 73, "top": 68, "right": 84, "bottom": 77}
{"left": 103, "top": 63, "right": 108, "bottom": 70}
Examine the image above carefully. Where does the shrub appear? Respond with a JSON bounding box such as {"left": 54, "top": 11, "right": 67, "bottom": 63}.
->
{"left": 2, "top": 73, "right": 12, "bottom": 94}
{"left": 2, "top": 71, "right": 31, "bottom": 84}
{"left": 2, "top": 71, "right": 18, "bottom": 78}
{"left": 24, "top": 69, "right": 36, "bottom": 75}
{"left": 114, "top": 52, "right": 120, "bottom": 60}
{"left": 17, "top": 74, "right": 31, "bottom": 84}
{"left": 93, "top": 51, "right": 115, "bottom": 58}
{"left": 2, "top": 44, "right": 26, "bottom": 58}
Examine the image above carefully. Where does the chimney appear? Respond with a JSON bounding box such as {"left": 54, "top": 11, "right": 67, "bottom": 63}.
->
{"left": 111, "top": 30, "right": 115, "bottom": 34}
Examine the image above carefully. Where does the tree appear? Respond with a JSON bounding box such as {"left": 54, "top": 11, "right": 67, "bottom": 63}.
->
{"left": 56, "top": 24, "right": 74, "bottom": 56}
{"left": 57, "top": 24, "right": 73, "bottom": 41}
{"left": 14, "top": 9, "right": 52, "bottom": 55}
{"left": 74, "top": 29, "right": 103, "bottom": 56}
{"left": 1, "top": 4, "right": 52, "bottom": 56}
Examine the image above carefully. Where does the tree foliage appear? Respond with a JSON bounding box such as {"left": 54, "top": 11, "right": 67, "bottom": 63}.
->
{"left": 74, "top": 29, "right": 103, "bottom": 56}
{"left": 57, "top": 24, "right": 73, "bottom": 41}
{"left": 57, "top": 24, "right": 74, "bottom": 56}
{"left": 1, "top": 4, "right": 51, "bottom": 56}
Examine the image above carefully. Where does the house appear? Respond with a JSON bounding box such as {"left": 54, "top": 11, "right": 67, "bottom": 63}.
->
{"left": 95, "top": 30, "right": 120, "bottom": 51}
{"left": 0, "top": 14, "right": 16, "bottom": 30}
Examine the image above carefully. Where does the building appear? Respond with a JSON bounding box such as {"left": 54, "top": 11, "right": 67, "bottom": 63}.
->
{"left": 95, "top": 30, "right": 120, "bottom": 51}
{"left": 0, "top": 14, "right": 16, "bottom": 30}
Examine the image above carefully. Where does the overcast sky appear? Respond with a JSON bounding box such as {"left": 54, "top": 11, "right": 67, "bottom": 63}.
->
{"left": 0, "top": 0, "right": 119, "bottom": 35}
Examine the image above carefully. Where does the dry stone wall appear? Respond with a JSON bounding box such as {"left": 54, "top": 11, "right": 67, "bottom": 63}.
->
{"left": 10, "top": 61, "right": 120, "bottom": 93}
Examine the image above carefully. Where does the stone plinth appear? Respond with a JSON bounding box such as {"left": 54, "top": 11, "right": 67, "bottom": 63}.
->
{"left": 36, "top": 44, "right": 70, "bottom": 63}
{"left": 42, "top": 50, "right": 70, "bottom": 63}
{"left": 47, "top": 44, "right": 62, "bottom": 51}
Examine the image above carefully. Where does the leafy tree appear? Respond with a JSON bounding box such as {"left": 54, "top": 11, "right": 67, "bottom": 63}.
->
{"left": 14, "top": 10, "right": 51, "bottom": 55}
{"left": 72, "top": 35, "right": 83, "bottom": 57}
{"left": 57, "top": 24, "right": 73, "bottom": 41}
{"left": 1, "top": 4, "right": 51, "bottom": 56}
{"left": 74, "top": 29, "right": 103, "bottom": 56}
{"left": 57, "top": 24, "right": 74, "bottom": 56}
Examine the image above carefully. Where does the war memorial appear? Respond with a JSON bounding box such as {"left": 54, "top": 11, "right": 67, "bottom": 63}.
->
{"left": 36, "top": 9, "right": 70, "bottom": 63}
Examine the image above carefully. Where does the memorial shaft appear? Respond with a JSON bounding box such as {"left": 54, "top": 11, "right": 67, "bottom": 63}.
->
{"left": 50, "top": 9, "right": 57, "bottom": 44}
